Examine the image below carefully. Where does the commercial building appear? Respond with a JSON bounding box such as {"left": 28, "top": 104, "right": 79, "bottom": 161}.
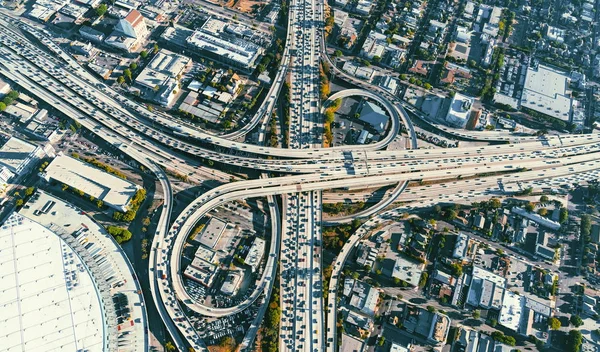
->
{"left": 445, "top": 92, "right": 474, "bottom": 128}
{"left": 0, "top": 137, "right": 44, "bottom": 186}
{"left": 80, "top": 25, "right": 105, "bottom": 42}
{"left": 466, "top": 266, "right": 506, "bottom": 310}
{"left": 511, "top": 206, "right": 561, "bottom": 231}
{"left": 0, "top": 78, "right": 10, "bottom": 97}
{"left": 0, "top": 212, "right": 108, "bottom": 352}
{"left": 348, "top": 281, "right": 379, "bottom": 317}
{"left": 358, "top": 100, "right": 389, "bottom": 134}
{"left": 105, "top": 9, "right": 149, "bottom": 52}
{"left": 244, "top": 237, "right": 266, "bottom": 273}
{"left": 17, "top": 190, "right": 148, "bottom": 350}
{"left": 185, "top": 17, "right": 264, "bottom": 73}
{"left": 520, "top": 64, "right": 572, "bottom": 122}
{"left": 194, "top": 217, "right": 227, "bottom": 249}
{"left": 42, "top": 153, "right": 141, "bottom": 211}
{"left": 220, "top": 270, "right": 242, "bottom": 295}
{"left": 391, "top": 255, "right": 424, "bottom": 287}
{"left": 134, "top": 49, "right": 191, "bottom": 106}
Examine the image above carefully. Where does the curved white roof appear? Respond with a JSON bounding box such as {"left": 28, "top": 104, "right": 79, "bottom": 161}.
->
{"left": 0, "top": 213, "right": 107, "bottom": 352}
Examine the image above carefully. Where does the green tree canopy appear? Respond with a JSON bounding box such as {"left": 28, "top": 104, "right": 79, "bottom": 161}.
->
{"left": 95, "top": 3, "right": 107, "bottom": 16}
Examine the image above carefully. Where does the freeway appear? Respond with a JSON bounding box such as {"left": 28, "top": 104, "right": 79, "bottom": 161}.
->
{"left": 323, "top": 157, "right": 600, "bottom": 352}
{"left": 160, "top": 140, "right": 600, "bottom": 321}
{"left": 281, "top": 0, "right": 326, "bottom": 348}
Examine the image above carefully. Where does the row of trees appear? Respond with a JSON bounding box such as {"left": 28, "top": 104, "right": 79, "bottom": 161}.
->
{"left": 74, "top": 154, "right": 128, "bottom": 179}
{"left": 113, "top": 188, "right": 146, "bottom": 222}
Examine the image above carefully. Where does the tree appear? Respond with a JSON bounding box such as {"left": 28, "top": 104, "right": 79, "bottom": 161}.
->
{"left": 525, "top": 202, "right": 535, "bottom": 212}
{"left": 570, "top": 315, "right": 584, "bottom": 327}
{"left": 129, "top": 62, "right": 138, "bottom": 70}
{"left": 140, "top": 50, "right": 148, "bottom": 59}
{"left": 165, "top": 342, "right": 176, "bottom": 352}
{"left": 95, "top": 3, "right": 107, "bottom": 16}
{"left": 117, "top": 76, "right": 125, "bottom": 84}
{"left": 490, "top": 198, "right": 502, "bottom": 208}
{"left": 472, "top": 310, "right": 481, "bottom": 319}
{"left": 450, "top": 263, "right": 463, "bottom": 277}
{"left": 418, "top": 272, "right": 428, "bottom": 288}
{"left": 153, "top": 43, "right": 159, "bottom": 54}
{"left": 25, "top": 187, "right": 35, "bottom": 196}
{"left": 334, "top": 50, "right": 343, "bottom": 57}
{"left": 427, "top": 305, "right": 436, "bottom": 312}
{"left": 538, "top": 208, "right": 548, "bottom": 216}
{"left": 0, "top": 102, "right": 6, "bottom": 111}
{"left": 15, "top": 199, "right": 23, "bottom": 207}
{"left": 324, "top": 110, "right": 335, "bottom": 124}
{"left": 567, "top": 330, "right": 583, "bottom": 352}
{"left": 549, "top": 317, "right": 561, "bottom": 330}
{"left": 445, "top": 209, "right": 457, "bottom": 221}
{"left": 423, "top": 83, "right": 432, "bottom": 90}
{"left": 123, "top": 68, "right": 132, "bottom": 82}
{"left": 540, "top": 195, "right": 549, "bottom": 203}
{"left": 559, "top": 208, "right": 568, "bottom": 224}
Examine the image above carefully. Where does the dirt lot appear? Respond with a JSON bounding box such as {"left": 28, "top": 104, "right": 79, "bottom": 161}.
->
{"left": 230, "top": 0, "right": 266, "bottom": 14}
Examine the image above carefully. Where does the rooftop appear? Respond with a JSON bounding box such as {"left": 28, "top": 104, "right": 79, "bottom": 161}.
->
{"left": 197, "top": 217, "right": 227, "bottom": 249}
{"left": 244, "top": 237, "right": 265, "bottom": 271}
{"left": 521, "top": 64, "right": 572, "bottom": 122}
{"left": 499, "top": 290, "right": 523, "bottom": 332}
{"left": 0, "top": 136, "right": 38, "bottom": 173}
{"left": 0, "top": 212, "right": 107, "bottom": 352}
{"left": 43, "top": 153, "right": 140, "bottom": 211}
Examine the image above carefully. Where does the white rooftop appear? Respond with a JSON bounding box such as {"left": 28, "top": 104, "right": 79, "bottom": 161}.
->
{"left": 244, "top": 237, "right": 265, "bottom": 271}
{"left": 44, "top": 153, "right": 140, "bottom": 211}
{"left": 521, "top": 65, "right": 572, "bottom": 122}
{"left": 18, "top": 191, "right": 148, "bottom": 351}
{"left": 499, "top": 290, "right": 523, "bottom": 332}
{"left": 446, "top": 92, "right": 474, "bottom": 126}
{"left": 0, "top": 213, "right": 106, "bottom": 352}
{"left": 0, "top": 136, "right": 38, "bottom": 173}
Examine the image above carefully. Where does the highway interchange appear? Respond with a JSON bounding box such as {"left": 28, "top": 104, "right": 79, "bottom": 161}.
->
{"left": 2, "top": 5, "right": 600, "bottom": 352}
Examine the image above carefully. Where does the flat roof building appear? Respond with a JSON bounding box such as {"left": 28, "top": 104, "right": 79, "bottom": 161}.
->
{"left": 0, "top": 137, "right": 43, "bottom": 186}
{"left": 499, "top": 290, "right": 523, "bottom": 332}
{"left": 244, "top": 237, "right": 266, "bottom": 272}
{"left": 220, "top": 270, "right": 242, "bottom": 295}
{"left": 446, "top": 92, "right": 474, "bottom": 128}
{"left": 43, "top": 153, "right": 140, "bottom": 211}
{"left": 391, "top": 255, "right": 424, "bottom": 287}
{"left": 196, "top": 217, "right": 227, "bottom": 249}
{"left": 520, "top": 64, "right": 572, "bottom": 122}
{"left": 186, "top": 17, "right": 263, "bottom": 73}
{"left": 134, "top": 49, "right": 191, "bottom": 106}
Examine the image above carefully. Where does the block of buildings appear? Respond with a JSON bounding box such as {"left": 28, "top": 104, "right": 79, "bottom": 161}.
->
{"left": 134, "top": 49, "right": 191, "bottom": 106}
{"left": 43, "top": 153, "right": 141, "bottom": 211}
{"left": 185, "top": 17, "right": 264, "bottom": 73}
{"left": 348, "top": 281, "right": 379, "bottom": 317}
